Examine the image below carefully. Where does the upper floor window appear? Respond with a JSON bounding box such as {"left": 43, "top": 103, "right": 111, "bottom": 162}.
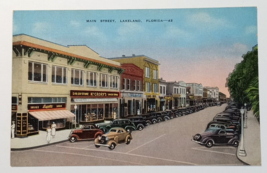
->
{"left": 100, "top": 74, "right": 108, "bottom": 88}
{"left": 87, "top": 72, "right": 97, "bottom": 87}
{"left": 153, "top": 84, "right": 158, "bottom": 93}
{"left": 52, "top": 66, "right": 67, "bottom": 84}
{"left": 146, "top": 82, "right": 151, "bottom": 92}
{"left": 153, "top": 70, "right": 158, "bottom": 79}
{"left": 28, "top": 62, "right": 47, "bottom": 83}
{"left": 145, "top": 67, "right": 150, "bottom": 78}
{"left": 160, "top": 86, "right": 163, "bottom": 94}
{"left": 110, "top": 75, "right": 119, "bottom": 89}
{"left": 71, "top": 69, "right": 83, "bottom": 86}
{"left": 163, "top": 86, "right": 166, "bottom": 95}
{"left": 138, "top": 81, "right": 142, "bottom": 91}
{"left": 127, "top": 79, "right": 131, "bottom": 90}
{"left": 28, "top": 97, "right": 67, "bottom": 103}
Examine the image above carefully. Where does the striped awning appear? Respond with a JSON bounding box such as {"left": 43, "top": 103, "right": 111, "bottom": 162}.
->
{"left": 29, "top": 110, "right": 75, "bottom": 121}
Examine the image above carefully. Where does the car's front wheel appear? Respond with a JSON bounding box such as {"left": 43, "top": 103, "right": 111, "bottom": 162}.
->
{"left": 126, "top": 137, "right": 131, "bottom": 144}
{"left": 233, "top": 141, "right": 239, "bottom": 147}
{"left": 137, "top": 125, "right": 144, "bottom": 131}
{"left": 69, "top": 136, "right": 77, "bottom": 143}
{"left": 152, "top": 120, "right": 157, "bottom": 124}
{"left": 126, "top": 128, "right": 132, "bottom": 133}
{"left": 95, "top": 145, "right": 100, "bottom": 148}
{"left": 109, "top": 143, "right": 116, "bottom": 150}
{"left": 205, "top": 140, "right": 213, "bottom": 148}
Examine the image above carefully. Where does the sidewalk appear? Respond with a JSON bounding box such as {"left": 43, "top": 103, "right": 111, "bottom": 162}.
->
{"left": 11, "top": 129, "right": 72, "bottom": 150}
{"left": 237, "top": 110, "right": 261, "bottom": 165}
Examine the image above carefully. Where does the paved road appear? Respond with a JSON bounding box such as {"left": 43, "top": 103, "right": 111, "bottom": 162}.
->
{"left": 11, "top": 104, "right": 244, "bottom": 166}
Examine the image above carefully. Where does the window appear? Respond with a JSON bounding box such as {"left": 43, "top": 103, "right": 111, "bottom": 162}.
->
{"left": 110, "top": 75, "right": 118, "bottom": 89}
{"left": 153, "top": 70, "right": 158, "bottom": 79}
{"left": 28, "top": 97, "right": 67, "bottom": 103}
{"left": 153, "top": 84, "right": 158, "bottom": 93}
{"left": 52, "top": 66, "right": 67, "bottom": 84}
{"left": 71, "top": 69, "right": 83, "bottom": 85}
{"left": 123, "top": 78, "right": 126, "bottom": 90}
{"left": 160, "top": 86, "right": 163, "bottom": 94}
{"left": 87, "top": 72, "right": 97, "bottom": 87}
{"left": 127, "top": 79, "right": 130, "bottom": 90}
{"left": 163, "top": 86, "right": 166, "bottom": 95}
{"left": 100, "top": 74, "right": 108, "bottom": 87}
{"left": 134, "top": 80, "right": 137, "bottom": 91}
{"left": 146, "top": 82, "right": 151, "bottom": 92}
{"left": 138, "top": 81, "right": 142, "bottom": 91}
{"left": 28, "top": 62, "right": 47, "bottom": 82}
{"left": 145, "top": 67, "right": 150, "bottom": 78}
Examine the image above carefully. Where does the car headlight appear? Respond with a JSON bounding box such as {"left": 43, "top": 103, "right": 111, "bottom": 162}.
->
{"left": 105, "top": 136, "right": 109, "bottom": 141}
{"left": 98, "top": 136, "right": 101, "bottom": 140}
{"left": 194, "top": 134, "right": 201, "bottom": 140}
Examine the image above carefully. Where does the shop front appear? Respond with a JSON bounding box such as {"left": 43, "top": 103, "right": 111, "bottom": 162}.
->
{"left": 159, "top": 97, "right": 165, "bottom": 111}
{"left": 120, "top": 92, "right": 144, "bottom": 117}
{"left": 145, "top": 95, "right": 159, "bottom": 112}
{"left": 70, "top": 90, "right": 120, "bottom": 124}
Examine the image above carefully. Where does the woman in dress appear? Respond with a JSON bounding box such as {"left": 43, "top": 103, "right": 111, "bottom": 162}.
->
{"left": 46, "top": 126, "right": 52, "bottom": 143}
{"left": 51, "top": 122, "right": 56, "bottom": 138}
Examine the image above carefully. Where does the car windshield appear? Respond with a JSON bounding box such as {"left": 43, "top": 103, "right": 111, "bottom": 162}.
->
{"left": 110, "top": 129, "right": 117, "bottom": 132}
{"left": 205, "top": 129, "right": 218, "bottom": 133}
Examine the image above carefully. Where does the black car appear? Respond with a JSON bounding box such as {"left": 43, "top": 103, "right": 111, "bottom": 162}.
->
{"left": 165, "top": 110, "right": 176, "bottom": 118}
{"left": 213, "top": 114, "right": 240, "bottom": 125}
{"left": 155, "top": 111, "right": 170, "bottom": 122}
{"left": 96, "top": 119, "right": 136, "bottom": 133}
{"left": 123, "top": 116, "right": 147, "bottom": 131}
{"left": 141, "top": 113, "right": 158, "bottom": 125}
{"left": 215, "top": 112, "right": 240, "bottom": 121}
{"left": 206, "top": 121, "right": 240, "bottom": 133}
{"left": 224, "top": 108, "right": 241, "bottom": 116}
{"left": 192, "top": 127, "right": 239, "bottom": 148}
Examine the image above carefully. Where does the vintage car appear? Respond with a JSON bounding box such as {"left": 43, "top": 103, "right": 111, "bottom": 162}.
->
{"left": 165, "top": 110, "right": 176, "bottom": 119}
{"left": 224, "top": 108, "right": 241, "bottom": 116}
{"left": 141, "top": 113, "right": 158, "bottom": 125}
{"left": 215, "top": 112, "right": 240, "bottom": 121}
{"left": 192, "top": 127, "right": 239, "bottom": 148}
{"left": 155, "top": 111, "right": 171, "bottom": 122}
{"left": 95, "top": 127, "right": 133, "bottom": 150}
{"left": 206, "top": 121, "right": 240, "bottom": 134}
{"left": 68, "top": 124, "right": 103, "bottom": 143}
{"left": 213, "top": 114, "right": 240, "bottom": 125}
{"left": 123, "top": 116, "right": 147, "bottom": 131}
{"left": 96, "top": 119, "right": 136, "bottom": 133}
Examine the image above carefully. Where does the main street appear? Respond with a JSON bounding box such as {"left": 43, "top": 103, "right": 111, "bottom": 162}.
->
{"left": 11, "top": 104, "right": 244, "bottom": 166}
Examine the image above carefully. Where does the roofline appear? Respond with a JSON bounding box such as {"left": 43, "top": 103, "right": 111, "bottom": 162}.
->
{"left": 108, "top": 55, "right": 160, "bottom": 65}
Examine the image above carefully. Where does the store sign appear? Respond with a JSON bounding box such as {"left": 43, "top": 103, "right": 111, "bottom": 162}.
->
{"left": 28, "top": 103, "right": 66, "bottom": 110}
{"left": 70, "top": 90, "right": 120, "bottom": 98}
{"left": 128, "top": 93, "right": 142, "bottom": 97}
{"left": 147, "top": 95, "right": 156, "bottom": 98}
{"left": 160, "top": 99, "right": 165, "bottom": 101}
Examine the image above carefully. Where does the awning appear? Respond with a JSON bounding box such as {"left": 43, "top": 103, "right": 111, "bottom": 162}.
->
{"left": 29, "top": 110, "right": 75, "bottom": 121}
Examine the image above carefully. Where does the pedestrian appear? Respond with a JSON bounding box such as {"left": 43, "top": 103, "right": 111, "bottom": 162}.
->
{"left": 46, "top": 126, "right": 52, "bottom": 143}
{"left": 11, "top": 121, "right": 15, "bottom": 139}
{"left": 51, "top": 122, "right": 56, "bottom": 138}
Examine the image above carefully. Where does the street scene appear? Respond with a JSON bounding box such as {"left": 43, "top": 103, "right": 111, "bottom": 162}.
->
{"left": 11, "top": 104, "right": 245, "bottom": 166}
{"left": 10, "top": 7, "right": 260, "bottom": 167}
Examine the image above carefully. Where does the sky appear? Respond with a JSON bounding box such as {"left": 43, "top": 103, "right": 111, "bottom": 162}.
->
{"left": 13, "top": 8, "right": 258, "bottom": 97}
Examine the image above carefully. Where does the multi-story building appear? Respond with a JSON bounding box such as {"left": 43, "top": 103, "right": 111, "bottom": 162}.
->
{"left": 186, "top": 83, "right": 203, "bottom": 106}
{"left": 159, "top": 78, "right": 167, "bottom": 111}
{"left": 219, "top": 92, "right": 227, "bottom": 103}
{"left": 109, "top": 55, "right": 160, "bottom": 112}
{"left": 12, "top": 34, "right": 124, "bottom": 137}
{"left": 165, "top": 81, "right": 187, "bottom": 109}
{"left": 204, "top": 86, "right": 219, "bottom": 101}
{"left": 119, "top": 63, "right": 144, "bottom": 117}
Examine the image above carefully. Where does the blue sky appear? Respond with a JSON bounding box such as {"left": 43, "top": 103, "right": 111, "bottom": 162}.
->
{"left": 13, "top": 8, "right": 258, "bottom": 96}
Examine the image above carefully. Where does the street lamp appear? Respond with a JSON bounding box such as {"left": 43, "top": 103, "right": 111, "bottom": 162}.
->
{"left": 238, "top": 107, "right": 247, "bottom": 157}
{"left": 244, "top": 103, "right": 247, "bottom": 128}
{"left": 74, "top": 104, "right": 77, "bottom": 129}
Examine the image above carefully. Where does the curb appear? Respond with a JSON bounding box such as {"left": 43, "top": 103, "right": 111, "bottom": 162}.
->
{"left": 236, "top": 150, "right": 250, "bottom": 165}
{"left": 11, "top": 139, "right": 68, "bottom": 151}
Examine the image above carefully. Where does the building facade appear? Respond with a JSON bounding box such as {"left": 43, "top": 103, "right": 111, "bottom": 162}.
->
{"left": 119, "top": 64, "right": 144, "bottom": 117}
{"left": 204, "top": 86, "right": 219, "bottom": 102}
{"left": 109, "top": 55, "right": 160, "bottom": 112}
{"left": 12, "top": 34, "right": 124, "bottom": 137}
{"left": 159, "top": 78, "right": 167, "bottom": 111}
{"left": 165, "top": 81, "right": 187, "bottom": 109}
{"left": 186, "top": 83, "right": 203, "bottom": 106}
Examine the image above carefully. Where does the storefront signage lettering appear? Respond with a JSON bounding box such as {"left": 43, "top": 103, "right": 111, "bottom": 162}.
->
{"left": 70, "top": 90, "right": 120, "bottom": 98}
{"left": 28, "top": 103, "right": 66, "bottom": 110}
{"left": 128, "top": 93, "right": 142, "bottom": 97}
{"left": 12, "top": 105, "right": 17, "bottom": 111}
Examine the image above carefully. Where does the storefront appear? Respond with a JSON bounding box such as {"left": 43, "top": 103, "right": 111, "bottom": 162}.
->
{"left": 159, "top": 97, "right": 165, "bottom": 111}
{"left": 146, "top": 95, "right": 159, "bottom": 112}
{"left": 70, "top": 90, "right": 120, "bottom": 124}
{"left": 120, "top": 92, "right": 144, "bottom": 117}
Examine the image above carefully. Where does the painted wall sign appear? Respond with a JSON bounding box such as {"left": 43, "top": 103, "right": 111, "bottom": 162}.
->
{"left": 12, "top": 105, "right": 17, "bottom": 111}
{"left": 70, "top": 90, "right": 120, "bottom": 98}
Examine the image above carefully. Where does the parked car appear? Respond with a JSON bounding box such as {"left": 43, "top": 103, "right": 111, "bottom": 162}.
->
{"left": 152, "top": 111, "right": 169, "bottom": 122}
{"left": 141, "top": 113, "right": 158, "bottom": 125}
{"left": 95, "top": 127, "right": 133, "bottom": 150}
{"left": 192, "top": 127, "right": 239, "bottom": 148}
{"left": 96, "top": 119, "right": 136, "bottom": 133}
{"left": 206, "top": 121, "right": 240, "bottom": 134}
{"left": 68, "top": 124, "right": 103, "bottom": 143}
{"left": 215, "top": 112, "right": 240, "bottom": 121}
{"left": 224, "top": 108, "right": 241, "bottom": 117}
{"left": 123, "top": 116, "right": 147, "bottom": 131}
{"left": 165, "top": 110, "right": 176, "bottom": 118}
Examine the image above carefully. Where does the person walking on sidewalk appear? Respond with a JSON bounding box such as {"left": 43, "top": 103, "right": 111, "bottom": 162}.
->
{"left": 11, "top": 121, "right": 15, "bottom": 139}
{"left": 46, "top": 126, "right": 52, "bottom": 143}
{"left": 51, "top": 122, "right": 57, "bottom": 138}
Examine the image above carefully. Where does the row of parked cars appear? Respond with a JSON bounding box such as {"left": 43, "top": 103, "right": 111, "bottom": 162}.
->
{"left": 68, "top": 102, "right": 221, "bottom": 150}
{"left": 192, "top": 102, "right": 242, "bottom": 148}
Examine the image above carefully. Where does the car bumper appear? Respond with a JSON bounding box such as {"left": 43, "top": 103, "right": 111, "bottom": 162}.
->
{"left": 95, "top": 143, "right": 111, "bottom": 147}
{"left": 191, "top": 139, "right": 205, "bottom": 145}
